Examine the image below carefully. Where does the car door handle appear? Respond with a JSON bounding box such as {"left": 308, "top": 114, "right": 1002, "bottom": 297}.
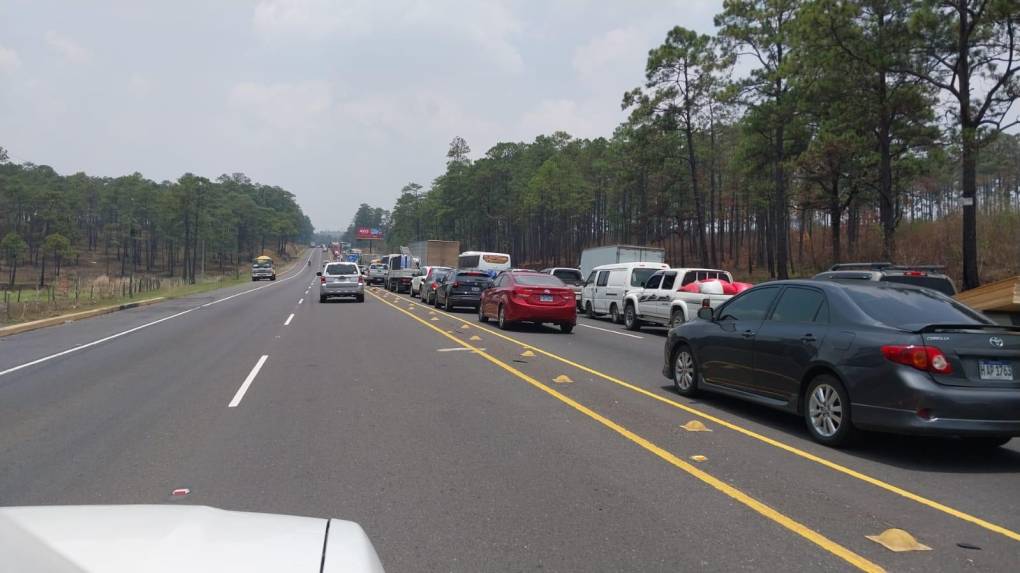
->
{"left": 801, "top": 334, "right": 817, "bottom": 343}
{"left": 741, "top": 330, "right": 756, "bottom": 338}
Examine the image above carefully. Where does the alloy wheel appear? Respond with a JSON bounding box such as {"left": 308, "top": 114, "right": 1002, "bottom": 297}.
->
{"left": 674, "top": 350, "right": 694, "bottom": 392}
{"left": 808, "top": 383, "right": 843, "bottom": 438}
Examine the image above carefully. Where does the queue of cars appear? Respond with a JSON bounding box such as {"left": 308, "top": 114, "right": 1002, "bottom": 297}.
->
{"left": 336, "top": 245, "right": 1017, "bottom": 449}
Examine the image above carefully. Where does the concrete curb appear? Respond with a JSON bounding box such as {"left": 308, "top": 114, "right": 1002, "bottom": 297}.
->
{"left": 0, "top": 297, "right": 166, "bottom": 338}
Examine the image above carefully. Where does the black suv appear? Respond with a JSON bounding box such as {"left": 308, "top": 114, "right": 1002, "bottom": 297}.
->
{"left": 813, "top": 262, "right": 957, "bottom": 296}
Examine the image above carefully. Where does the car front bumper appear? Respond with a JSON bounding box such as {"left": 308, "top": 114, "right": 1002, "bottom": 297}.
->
{"left": 848, "top": 366, "right": 1020, "bottom": 437}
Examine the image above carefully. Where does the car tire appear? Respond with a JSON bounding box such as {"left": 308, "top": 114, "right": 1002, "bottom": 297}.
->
{"left": 498, "top": 305, "right": 509, "bottom": 330}
{"left": 356, "top": 295, "right": 365, "bottom": 303}
{"left": 560, "top": 323, "right": 574, "bottom": 334}
{"left": 478, "top": 304, "right": 489, "bottom": 322}
{"left": 671, "top": 344, "right": 699, "bottom": 397}
{"left": 961, "top": 436, "right": 1012, "bottom": 448}
{"left": 444, "top": 296, "right": 453, "bottom": 312}
{"left": 270, "top": 276, "right": 276, "bottom": 281}
{"left": 804, "top": 375, "right": 857, "bottom": 447}
{"left": 669, "top": 307, "right": 685, "bottom": 329}
{"left": 319, "top": 295, "right": 326, "bottom": 303}
{"left": 609, "top": 303, "right": 622, "bottom": 324}
{"left": 624, "top": 303, "right": 641, "bottom": 331}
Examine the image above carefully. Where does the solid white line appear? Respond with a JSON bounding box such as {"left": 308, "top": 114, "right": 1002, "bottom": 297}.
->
{"left": 0, "top": 252, "right": 313, "bottom": 379}
{"left": 228, "top": 355, "right": 268, "bottom": 407}
{"left": 284, "top": 313, "right": 294, "bottom": 326}
{"left": 298, "top": 298, "right": 304, "bottom": 304}
{"left": 437, "top": 347, "right": 487, "bottom": 352}
{"left": 0, "top": 307, "right": 198, "bottom": 377}
{"left": 578, "top": 323, "right": 644, "bottom": 339}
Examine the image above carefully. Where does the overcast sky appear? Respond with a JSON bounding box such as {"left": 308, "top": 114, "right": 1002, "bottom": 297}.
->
{"left": 0, "top": 0, "right": 721, "bottom": 230}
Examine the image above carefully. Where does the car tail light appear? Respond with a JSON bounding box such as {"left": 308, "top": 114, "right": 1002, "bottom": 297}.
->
{"left": 320, "top": 276, "right": 326, "bottom": 284}
{"left": 881, "top": 345, "right": 953, "bottom": 374}
{"left": 903, "top": 271, "right": 927, "bottom": 276}
{"left": 358, "top": 276, "right": 364, "bottom": 284}
{"left": 431, "top": 283, "right": 437, "bottom": 289}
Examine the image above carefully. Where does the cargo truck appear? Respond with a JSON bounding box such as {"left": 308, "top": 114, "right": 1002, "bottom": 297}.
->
{"left": 578, "top": 245, "right": 666, "bottom": 280}
{"left": 407, "top": 240, "right": 460, "bottom": 268}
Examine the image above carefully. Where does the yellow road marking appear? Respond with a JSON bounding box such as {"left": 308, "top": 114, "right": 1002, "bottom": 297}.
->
{"left": 368, "top": 291, "right": 884, "bottom": 573}
{"left": 398, "top": 292, "right": 1020, "bottom": 543}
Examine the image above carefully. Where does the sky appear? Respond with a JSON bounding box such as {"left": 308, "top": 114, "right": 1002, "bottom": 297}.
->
{"left": 0, "top": 0, "right": 722, "bottom": 231}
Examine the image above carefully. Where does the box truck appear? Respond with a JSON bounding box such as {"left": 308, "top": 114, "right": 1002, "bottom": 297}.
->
{"left": 578, "top": 245, "right": 666, "bottom": 280}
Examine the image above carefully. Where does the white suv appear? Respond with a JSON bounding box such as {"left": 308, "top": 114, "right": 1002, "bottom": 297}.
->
{"left": 318, "top": 262, "right": 365, "bottom": 303}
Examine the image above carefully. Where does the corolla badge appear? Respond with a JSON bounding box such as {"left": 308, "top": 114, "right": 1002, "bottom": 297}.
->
{"left": 989, "top": 336, "right": 1004, "bottom": 348}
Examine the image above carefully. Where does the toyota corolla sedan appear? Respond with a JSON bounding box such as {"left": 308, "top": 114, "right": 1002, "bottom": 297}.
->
{"left": 662, "top": 280, "right": 1020, "bottom": 447}
{"left": 479, "top": 270, "right": 577, "bottom": 333}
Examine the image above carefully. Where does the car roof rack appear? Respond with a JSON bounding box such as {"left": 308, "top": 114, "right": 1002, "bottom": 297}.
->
{"left": 828, "top": 262, "right": 946, "bottom": 272}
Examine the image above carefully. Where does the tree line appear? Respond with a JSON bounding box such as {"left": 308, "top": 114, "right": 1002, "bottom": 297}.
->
{"left": 0, "top": 147, "right": 313, "bottom": 287}
{"left": 363, "top": 0, "right": 1019, "bottom": 289}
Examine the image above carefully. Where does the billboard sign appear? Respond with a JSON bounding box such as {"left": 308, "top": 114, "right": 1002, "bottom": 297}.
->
{"left": 356, "top": 227, "right": 384, "bottom": 240}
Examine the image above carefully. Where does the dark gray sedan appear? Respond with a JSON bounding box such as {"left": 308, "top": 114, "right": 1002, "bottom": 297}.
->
{"left": 662, "top": 280, "right": 1020, "bottom": 447}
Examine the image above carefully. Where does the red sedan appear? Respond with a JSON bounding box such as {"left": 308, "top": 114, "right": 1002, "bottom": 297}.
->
{"left": 478, "top": 270, "right": 577, "bottom": 333}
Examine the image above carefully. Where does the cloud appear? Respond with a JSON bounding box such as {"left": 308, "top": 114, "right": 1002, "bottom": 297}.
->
{"left": 44, "top": 30, "right": 91, "bottom": 64}
{"left": 0, "top": 46, "right": 21, "bottom": 73}
{"left": 573, "top": 26, "right": 647, "bottom": 80}
{"left": 519, "top": 99, "right": 600, "bottom": 140}
{"left": 252, "top": 0, "right": 373, "bottom": 40}
{"left": 226, "top": 80, "right": 334, "bottom": 146}
{"left": 252, "top": 0, "right": 524, "bottom": 72}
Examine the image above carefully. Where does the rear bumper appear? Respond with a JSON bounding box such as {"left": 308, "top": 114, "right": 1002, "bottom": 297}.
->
{"left": 320, "top": 284, "right": 364, "bottom": 297}
{"left": 446, "top": 294, "right": 481, "bottom": 307}
{"left": 505, "top": 301, "right": 576, "bottom": 324}
{"left": 849, "top": 367, "right": 1020, "bottom": 437}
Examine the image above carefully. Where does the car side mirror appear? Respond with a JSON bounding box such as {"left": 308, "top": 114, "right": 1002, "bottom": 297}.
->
{"left": 697, "top": 307, "right": 714, "bottom": 321}
{"left": 316, "top": 271, "right": 322, "bottom": 276}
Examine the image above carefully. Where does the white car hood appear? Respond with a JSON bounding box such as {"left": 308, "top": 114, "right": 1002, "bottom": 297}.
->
{"left": 0, "top": 505, "right": 384, "bottom": 573}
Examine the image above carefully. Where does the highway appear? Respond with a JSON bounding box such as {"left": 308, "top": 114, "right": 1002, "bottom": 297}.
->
{"left": 1, "top": 249, "right": 1018, "bottom": 572}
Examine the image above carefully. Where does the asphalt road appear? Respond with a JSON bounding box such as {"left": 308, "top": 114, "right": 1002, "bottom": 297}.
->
{"left": 2, "top": 249, "right": 1018, "bottom": 572}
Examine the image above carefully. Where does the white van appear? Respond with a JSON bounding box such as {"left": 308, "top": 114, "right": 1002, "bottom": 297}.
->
{"left": 581, "top": 261, "right": 669, "bottom": 323}
{"left": 457, "top": 251, "right": 512, "bottom": 276}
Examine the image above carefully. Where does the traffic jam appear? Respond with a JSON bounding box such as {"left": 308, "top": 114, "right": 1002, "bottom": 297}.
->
{"left": 314, "top": 239, "right": 1019, "bottom": 450}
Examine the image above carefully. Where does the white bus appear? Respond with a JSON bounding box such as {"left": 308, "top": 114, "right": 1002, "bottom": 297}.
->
{"left": 457, "top": 251, "right": 512, "bottom": 275}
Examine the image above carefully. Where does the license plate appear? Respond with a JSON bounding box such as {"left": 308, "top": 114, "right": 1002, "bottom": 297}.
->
{"left": 979, "top": 360, "right": 1013, "bottom": 380}
{"left": 540, "top": 295, "right": 554, "bottom": 302}
{"left": 333, "top": 277, "right": 345, "bottom": 282}
{"left": 471, "top": 286, "right": 480, "bottom": 292}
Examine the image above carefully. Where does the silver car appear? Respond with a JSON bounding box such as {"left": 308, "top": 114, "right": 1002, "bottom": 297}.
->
{"left": 318, "top": 262, "right": 365, "bottom": 303}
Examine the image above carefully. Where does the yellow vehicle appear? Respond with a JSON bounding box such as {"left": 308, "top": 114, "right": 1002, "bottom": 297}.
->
{"left": 251, "top": 255, "right": 276, "bottom": 281}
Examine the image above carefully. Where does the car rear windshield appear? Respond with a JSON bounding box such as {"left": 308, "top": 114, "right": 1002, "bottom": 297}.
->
{"left": 326, "top": 264, "right": 357, "bottom": 275}
{"left": 457, "top": 272, "right": 489, "bottom": 280}
{"left": 880, "top": 275, "right": 956, "bottom": 296}
{"left": 631, "top": 268, "right": 659, "bottom": 287}
{"left": 846, "top": 285, "right": 986, "bottom": 329}
{"left": 515, "top": 274, "right": 565, "bottom": 286}
{"left": 552, "top": 269, "right": 583, "bottom": 284}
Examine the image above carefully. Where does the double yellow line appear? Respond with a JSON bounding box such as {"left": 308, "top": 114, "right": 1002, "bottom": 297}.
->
{"left": 368, "top": 290, "right": 885, "bottom": 572}
{"left": 378, "top": 288, "right": 1020, "bottom": 545}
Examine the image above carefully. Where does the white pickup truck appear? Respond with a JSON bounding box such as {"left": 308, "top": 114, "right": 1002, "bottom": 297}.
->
{"left": 622, "top": 268, "right": 748, "bottom": 331}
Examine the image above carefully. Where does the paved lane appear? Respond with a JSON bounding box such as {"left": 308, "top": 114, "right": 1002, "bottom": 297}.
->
{"left": 2, "top": 258, "right": 1019, "bottom": 572}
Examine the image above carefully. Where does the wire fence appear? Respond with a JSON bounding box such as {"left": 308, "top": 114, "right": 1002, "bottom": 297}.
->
{"left": 1, "top": 273, "right": 200, "bottom": 323}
